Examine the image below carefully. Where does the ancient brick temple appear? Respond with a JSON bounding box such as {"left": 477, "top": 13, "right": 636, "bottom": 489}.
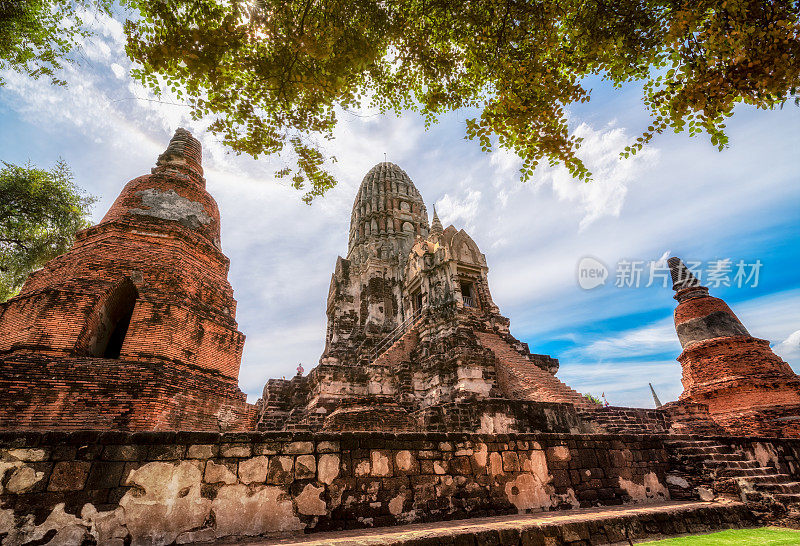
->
{"left": 2, "top": 141, "right": 797, "bottom": 443}
{"left": 3, "top": 150, "right": 800, "bottom": 545}
{"left": 255, "top": 162, "right": 598, "bottom": 434}
{"left": 667, "top": 257, "right": 800, "bottom": 437}
{"left": 0, "top": 129, "right": 254, "bottom": 431}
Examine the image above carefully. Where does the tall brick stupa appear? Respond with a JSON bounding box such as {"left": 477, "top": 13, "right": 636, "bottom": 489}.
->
{"left": 0, "top": 129, "right": 255, "bottom": 431}
{"left": 668, "top": 257, "right": 800, "bottom": 436}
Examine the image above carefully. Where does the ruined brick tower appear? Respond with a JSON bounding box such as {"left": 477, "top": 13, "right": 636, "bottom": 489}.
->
{"left": 668, "top": 257, "right": 800, "bottom": 436}
{"left": 0, "top": 129, "right": 254, "bottom": 431}
{"left": 256, "top": 163, "right": 597, "bottom": 432}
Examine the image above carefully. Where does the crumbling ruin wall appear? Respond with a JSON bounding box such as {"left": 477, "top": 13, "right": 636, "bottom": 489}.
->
{"left": 0, "top": 355, "right": 256, "bottom": 432}
{"left": 0, "top": 431, "right": 674, "bottom": 545}
{"left": 711, "top": 405, "right": 800, "bottom": 438}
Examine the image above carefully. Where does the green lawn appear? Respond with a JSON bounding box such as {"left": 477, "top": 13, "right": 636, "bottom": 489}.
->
{"left": 641, "top": 527, "right": 800, "bottom": 545}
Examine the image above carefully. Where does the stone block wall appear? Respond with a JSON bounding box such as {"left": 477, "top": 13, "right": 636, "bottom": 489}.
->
{"left": 717, "top": 437, "right": 800, "bottom": 479}
{"left": 583, "top": 406, "right": 668, "bottom": 434}
{"left": 665, "top": 435, "right": 800, "bottom": 503}
{"left": 1, "top": 431, "right": 672, "bottom": 545}
{"left": 322, "top": 402, "right": 418, "bottom": 432}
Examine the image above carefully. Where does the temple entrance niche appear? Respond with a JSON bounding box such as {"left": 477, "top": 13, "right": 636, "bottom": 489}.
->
{"left": 412, "top": 290, "right": 423, "bottom": 312}
{"left": 460, "top": 280, "right": 476, "bottom": 308}
{"left": 77, "top": 277, "right": 138, "bottom": 359}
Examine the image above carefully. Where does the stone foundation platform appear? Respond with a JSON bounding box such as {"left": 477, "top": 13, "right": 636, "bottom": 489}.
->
{"left": 2, "top": 430, "right": 796, "bottom": 545}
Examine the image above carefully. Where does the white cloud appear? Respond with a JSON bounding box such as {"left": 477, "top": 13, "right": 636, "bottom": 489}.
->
{"left": 558, "top": 360, "right": 683, "bottom": 408}
{"left": 485, "top": 121, "right": 659, "bottom": 230}
{"left": 654, "top": 250, "right": 670, "bottom": 267}
{"left": 578, "top": 319, "right": 679, "bottom": 360}
{"left": 544, "top": 123, "right": 659, "bottom": 230}
{"left": 436, "top": 189, "right": 482, "bottom": 230}
{"left": 489, "top": 146, "right": 521, "bottom": 175}
{"left": 774, "top": 330, "right": 800, "bottom": 365}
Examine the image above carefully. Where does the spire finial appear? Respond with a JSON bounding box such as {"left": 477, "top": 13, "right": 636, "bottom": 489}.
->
{"left": 649, "top": 383, "right": 663, "bottom": 408}
{"left": 154, "top": 128, "right": 203, "bottom": 178}
{"left": 430, "top": 205, "right": 443, "bottom": 238}
{"left": 667, "top": 256, "right": 701, "bottom": 290}
{"left": 668, "top": 256, "right": 708, "bottom": 302}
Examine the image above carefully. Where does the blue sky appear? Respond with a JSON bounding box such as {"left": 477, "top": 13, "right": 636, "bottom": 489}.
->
{"left": 1, "top": 10, "right": 798, "bottom": 407}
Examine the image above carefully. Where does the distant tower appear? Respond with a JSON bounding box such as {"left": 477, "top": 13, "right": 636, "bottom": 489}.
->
{"left": 649, "top": 383, "right": 662, "bottom": 408}
{"left": 257, "top": 161, "right": 589, "bottom": 433}
{"left": 668, "top": 257, "right": 800, "bottom": 436}
{"left": 0, "top": 129, "right": 253, "bottom": 431}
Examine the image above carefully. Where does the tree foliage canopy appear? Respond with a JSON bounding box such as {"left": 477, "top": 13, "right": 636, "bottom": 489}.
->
{"left": 1, "top": 1, "right": 798, "bottom": 202}
{"left": 0, "top": 161, "right": 95, "bottom": 301}
{"left": 0, "top": 0, "right": 111, "bottom": 86}
{"left": 124, "top": 0, "right": 800, "bottom": 201}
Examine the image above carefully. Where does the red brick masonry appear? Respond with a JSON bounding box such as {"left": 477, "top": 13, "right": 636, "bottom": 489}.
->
{"left": 668, "top": 257, "right": 800, "bottom": 437}
{"left": 0, "top": 129, "right": 254, "bottom": 431}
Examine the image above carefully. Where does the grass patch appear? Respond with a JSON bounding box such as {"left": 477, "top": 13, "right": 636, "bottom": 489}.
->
{"left": 640, "top": 526, "right": 800, "bottom": 544}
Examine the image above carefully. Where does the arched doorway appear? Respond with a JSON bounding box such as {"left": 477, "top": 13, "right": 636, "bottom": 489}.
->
{"left": 76, "top": 277, "right": 138, "bottom": 358}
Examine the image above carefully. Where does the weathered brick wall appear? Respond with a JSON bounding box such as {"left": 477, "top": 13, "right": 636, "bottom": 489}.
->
{"left": 676, "top": 336, "right": 800, "bottom": 438}
{"left": 0, "top": 355, "right": 255, "bottom": 432}
{"left": 711, "top": 405, "right": 800, "bottom": 438}
{"left": 660, "top": 401, "right": 726, "bottom": 436}
{"left": 0, "top": 223, "right": 244, "bottom": 379}
{"left": 415, "top": 400, "right": 592, "bottom": 434}
{"left": 678, "top": 337, "right": 800, "bottom": 403}
{"left": 0, "top": 130, "right": 254, "bottom": 434}
{"left": 0, "top": 431, "right": 672, "bottom": 545}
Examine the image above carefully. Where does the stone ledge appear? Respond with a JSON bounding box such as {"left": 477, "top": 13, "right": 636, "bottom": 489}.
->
{"left": 234, "top": 501, "right": 757, "bottom": 545}
{"left": 0, "top": 430, "right": 686, "bottom": 448}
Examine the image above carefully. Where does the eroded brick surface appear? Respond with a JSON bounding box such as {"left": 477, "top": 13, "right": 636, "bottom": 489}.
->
{"left": 0, "top": 129, "right": 254, "bottom": 432}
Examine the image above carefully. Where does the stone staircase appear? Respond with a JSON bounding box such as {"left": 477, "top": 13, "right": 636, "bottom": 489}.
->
{"left": 371, "top": 324, "right": 419, "bottom": 368}
{"left": 476, "top": 331, "right": 595, "bottom": 409}
{"left": 579, "top": 406, "right": 668, "bottom": 434}
{"left": 665, "top": 438, "right": 800, "bottom": 515}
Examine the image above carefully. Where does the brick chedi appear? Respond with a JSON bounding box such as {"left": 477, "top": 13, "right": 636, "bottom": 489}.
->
{"left": 0, "top": 129, "right": 255, "bottom": 431}
{"left": 256, "top": 163, "right": 598, "bottom": 433}
{"left": 668, "top": 257, "right": 800, "bottom": 437}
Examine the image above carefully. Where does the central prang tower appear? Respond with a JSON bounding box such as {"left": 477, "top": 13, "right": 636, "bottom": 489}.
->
{"left": 324, "top": 163, "right": 430, "bottom": 363}
{"left": 256, "top": 162, "right": 597, "bottom": 433}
